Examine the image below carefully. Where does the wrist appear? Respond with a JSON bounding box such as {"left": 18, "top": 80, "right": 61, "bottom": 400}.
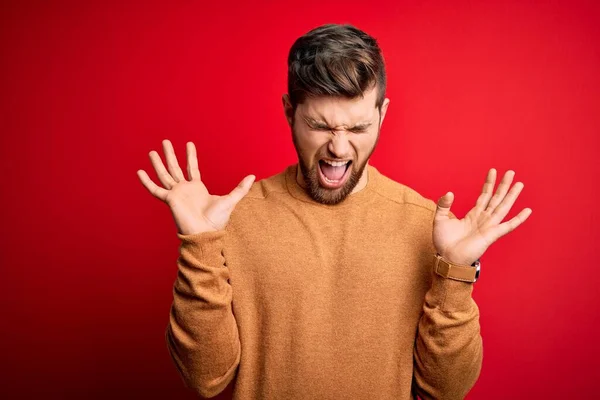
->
{"left": 433, "top": 253, "right": 481, "bottom": 283}
{"left": 437, "top": 252, "right": 477, "bottom": 267}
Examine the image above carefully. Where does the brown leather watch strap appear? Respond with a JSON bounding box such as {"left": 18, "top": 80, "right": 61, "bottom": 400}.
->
{"left": 433, "top": 253, "right": 479, "bottom": 283}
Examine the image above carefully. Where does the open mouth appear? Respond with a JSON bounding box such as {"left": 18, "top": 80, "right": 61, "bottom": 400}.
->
{"left": 318, "top": 159, "right": 352, "bottom": 189}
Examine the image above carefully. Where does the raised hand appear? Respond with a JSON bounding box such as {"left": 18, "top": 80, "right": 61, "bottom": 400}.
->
{"left": 137, "top": 139, "right": 255, "bottom": 235}
{"left": 433, "top": 168, "right": 532, "bottom": 266}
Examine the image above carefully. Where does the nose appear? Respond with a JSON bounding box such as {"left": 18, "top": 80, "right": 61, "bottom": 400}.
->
{"left": 327, "top": 130, "right": 352, "bottom": 159}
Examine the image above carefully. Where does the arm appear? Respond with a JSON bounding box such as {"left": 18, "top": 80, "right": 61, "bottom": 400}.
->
{"left": 412, "top": 269, "right": 483, "bottom": 399}
{"left": 413, "top": 167, "right": 532, "bottom": 398}
{"left": 166, "top": 229, "right": 241, "bottom": 398}
{"left": 135, "top": 140, "right": 254, "bottom": 397}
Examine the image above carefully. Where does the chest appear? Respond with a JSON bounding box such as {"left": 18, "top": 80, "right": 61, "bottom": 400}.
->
{"left": 225, "top": 211, "right": 432, "bottom": 312}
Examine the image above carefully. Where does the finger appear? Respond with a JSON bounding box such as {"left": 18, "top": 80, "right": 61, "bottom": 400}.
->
{"left": 186, "top": 142, "right": 201, "bottom": 181}
{"left": 475, "top": 168, "right": 497, "bottom": 211}
{"left": 488, "top": 207, "right": 533, "bottom": 241}
{"left": 486, "top": 170, "right": 515, "bottom": 212}
{"left": 162, "top": 139, "right": 186, "bottom": 182}
{"left": 137, "top": 169, "right": 169, "bottom": 201}
{"left": 149, "top": 150, "right": 177, "bottom": 189}
{"left": 491, "top": 181, "right": 525, "bottom": 222}
{"left": 434, "top": 192, "right": 454, "bottom": 221}
{"left": 226, "top": 175, "right": 256, "bottom": 206}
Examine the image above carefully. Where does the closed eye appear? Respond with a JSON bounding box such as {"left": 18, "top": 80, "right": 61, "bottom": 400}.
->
{"left": 308, "top": 126, "right": 331, "bottom": 132}
{"left": 310, "top": 127, "right": 368, "bottom": 133}
{"left": 348, "top": 128, "right": 367, "bottom": 133}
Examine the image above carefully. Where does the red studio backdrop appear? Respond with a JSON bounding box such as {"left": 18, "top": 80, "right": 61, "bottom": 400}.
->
{"left": 1, "top": 0, "right": 598, "bottom": 398}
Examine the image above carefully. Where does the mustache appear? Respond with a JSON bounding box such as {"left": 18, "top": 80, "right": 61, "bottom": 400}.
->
{"left": 315, "top": 153, "right": 355, "bottom": 162}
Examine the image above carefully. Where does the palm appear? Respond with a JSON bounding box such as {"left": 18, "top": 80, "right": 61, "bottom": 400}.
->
{"left": 137, "top": 139, "right": 255, "bottom": 235}
{"left": 433, "top": 168, "right": 532, "bottom": 266}
{"left": 166, "top": 179, "right": 236, "bottom": 232}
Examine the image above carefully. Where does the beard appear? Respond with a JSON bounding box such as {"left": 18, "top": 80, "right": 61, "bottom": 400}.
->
{"left": 291, "top": 127, "right": 380, "bottom": 205}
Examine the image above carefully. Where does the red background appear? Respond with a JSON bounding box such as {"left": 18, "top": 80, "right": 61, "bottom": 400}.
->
{"left": 1, "top": 0, "right": 599, "bottom": 398}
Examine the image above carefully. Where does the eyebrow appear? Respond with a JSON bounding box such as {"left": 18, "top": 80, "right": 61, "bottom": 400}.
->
{"left": 302, "top": 116, "right": 373, "bottom": 130}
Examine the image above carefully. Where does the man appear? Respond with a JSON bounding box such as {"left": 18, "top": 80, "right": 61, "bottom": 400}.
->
{"left": 137, "top": 24, "right": 532, "bottom": 400}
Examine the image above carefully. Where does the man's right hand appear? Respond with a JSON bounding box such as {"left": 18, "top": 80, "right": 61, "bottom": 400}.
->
{"left": 137, "top": 139, "right": 255, "bottom": 235}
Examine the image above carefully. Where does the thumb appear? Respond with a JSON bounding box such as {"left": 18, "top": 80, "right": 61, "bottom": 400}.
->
{"left": 226, "top": 174, "right": 256, "bottom": 206}
{"left": 435, "top": 191, "right": 454, "bottom": 221}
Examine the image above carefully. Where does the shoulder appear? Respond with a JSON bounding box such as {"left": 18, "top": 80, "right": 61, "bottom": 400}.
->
{"left": 371, "top": 165, "right": 437, "bottom": 214}
{"left": 243, "top": 166, "right": 288, "bottom": 201}
{"left": 227, "top": 166, "right": 290, "bottom": 232}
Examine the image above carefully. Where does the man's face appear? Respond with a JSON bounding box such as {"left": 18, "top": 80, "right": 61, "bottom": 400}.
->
{"left": 283, "top": 87, "right": 389, "bottom": 205}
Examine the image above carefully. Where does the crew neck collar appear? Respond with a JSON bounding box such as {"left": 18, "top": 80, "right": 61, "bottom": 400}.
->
{"left": 285, "top": 163, "right": 379, "bottom": 208}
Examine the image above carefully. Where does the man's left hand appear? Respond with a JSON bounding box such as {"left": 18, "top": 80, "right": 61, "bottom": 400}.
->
{"left": 433, "top": 168, "right": 533, "bottom": 266}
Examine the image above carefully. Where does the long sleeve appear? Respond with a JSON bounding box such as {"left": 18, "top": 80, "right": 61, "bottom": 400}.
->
{"left": 165, "top": 229, "right": 241, "bottom": 398}
{"left": 412, "top": 268, "right": 483, "bottom": 400}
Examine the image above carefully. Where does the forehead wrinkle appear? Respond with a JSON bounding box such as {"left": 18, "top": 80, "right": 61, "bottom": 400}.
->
{"left": 301, "top": 114, "right": 373, "bottom": 129}
{"left": 298, "top": 93, "right": 379, "bottom": 128}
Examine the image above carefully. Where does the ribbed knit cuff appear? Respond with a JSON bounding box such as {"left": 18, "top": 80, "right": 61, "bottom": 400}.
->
{"left": 176, "top": 229, "right": 227, "bottom": 269}
{"left": 426, "top": 272, "right": 475, "bottom": 312}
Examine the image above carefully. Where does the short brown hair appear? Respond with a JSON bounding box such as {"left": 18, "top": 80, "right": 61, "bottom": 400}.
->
{"left": 287, "top": 23, "right": 387, "bottom": 110}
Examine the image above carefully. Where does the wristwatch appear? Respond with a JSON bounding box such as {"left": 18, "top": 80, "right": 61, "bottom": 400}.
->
{"left": 433, "top": 253, "right": 481, "bottom": 283}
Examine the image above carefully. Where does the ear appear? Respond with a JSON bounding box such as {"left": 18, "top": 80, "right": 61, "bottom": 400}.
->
{"left": 379, "top": 98, "right": 390, "bottom": 127}
{"left": 282, "top": 94, "right": 294, "bottom": 127}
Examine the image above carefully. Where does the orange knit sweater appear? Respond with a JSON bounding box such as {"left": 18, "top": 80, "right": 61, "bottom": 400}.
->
{"left": 166, "top": 163, "right": 483, "bottom": 400}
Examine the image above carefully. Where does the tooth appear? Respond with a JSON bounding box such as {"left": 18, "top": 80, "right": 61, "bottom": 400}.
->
{"left": 323, "top": 160, "right": 349, "bottom": 167}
